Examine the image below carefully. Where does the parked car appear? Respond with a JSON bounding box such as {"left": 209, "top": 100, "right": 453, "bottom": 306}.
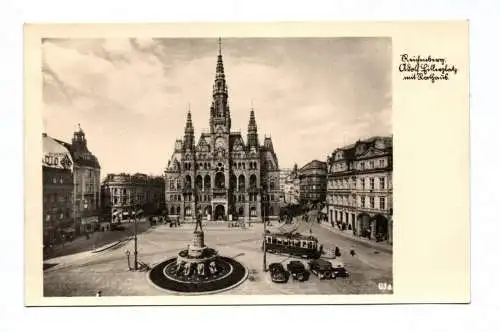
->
{"left": 269, "top": 263, "right": 288, "bottom": 283}
{"left": 331, "top": 260, "right": 349, "bottom": 278}
{"left": 286, "top": 260, "right": 307, "bottom": 281}
{"left": 308, "top": 258, "right": 335, "bottom": 280}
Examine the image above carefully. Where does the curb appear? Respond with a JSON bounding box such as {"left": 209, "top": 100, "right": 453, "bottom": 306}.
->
{"left": 91, "top": 237, "right": 132, "bottom": 253}
{"left": 319, "top": 224, "right": 393, "bottom": 253}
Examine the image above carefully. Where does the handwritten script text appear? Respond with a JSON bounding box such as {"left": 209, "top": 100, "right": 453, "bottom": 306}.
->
{"left": 399, "top": 54, "right": 458, "bottom": 83}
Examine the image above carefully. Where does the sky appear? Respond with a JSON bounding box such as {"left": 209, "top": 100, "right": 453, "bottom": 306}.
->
{"left": 42, "top": 37, "right": 392, "bottom": 178}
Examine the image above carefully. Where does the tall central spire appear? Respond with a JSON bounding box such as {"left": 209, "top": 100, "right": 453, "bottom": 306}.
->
{"left": 210, "top": 38, "right": 231, "bottom": 133}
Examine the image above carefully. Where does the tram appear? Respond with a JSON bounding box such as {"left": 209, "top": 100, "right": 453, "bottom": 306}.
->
{"left": 262, "top": 232, "right": 323, "bottom": 259}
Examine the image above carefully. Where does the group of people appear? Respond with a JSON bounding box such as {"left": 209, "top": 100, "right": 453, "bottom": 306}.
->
{"left": 148, "top": 215, "right": 181, "bottom": 228}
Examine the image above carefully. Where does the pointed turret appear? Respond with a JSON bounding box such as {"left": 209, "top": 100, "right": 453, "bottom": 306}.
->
{"left": 247, "top": 107, "right": 259, "bottom": 148}
{"left": 184, "top": 108, "right": 195, "bottom": 151}
{"left": 209, "top": 38, "right": 231, "bottom": 133}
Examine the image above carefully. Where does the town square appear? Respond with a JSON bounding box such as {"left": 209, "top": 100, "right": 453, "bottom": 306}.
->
{"left": 41, "top": 37, "right": 393, "bottom": 296}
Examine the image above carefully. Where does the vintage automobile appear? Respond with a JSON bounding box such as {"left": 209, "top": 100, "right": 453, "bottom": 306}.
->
{"left": 268, "top": 263, "right": 288, "bottom": 283}
{"left": 286, "top": 260, "right": 307, "bottom": 281}
{"left": 308, "top": 258, "right": 335, "bottom": 280}
{"left": 331, "top": 260, "right": 349, "bottom": 278}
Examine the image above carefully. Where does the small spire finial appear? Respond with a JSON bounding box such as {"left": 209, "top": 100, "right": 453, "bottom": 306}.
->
{"left": 218, "top": 37, "right": 222, "bottom": 55}
{"left": 251, "top": 99, "right": 254, "bottom": 110}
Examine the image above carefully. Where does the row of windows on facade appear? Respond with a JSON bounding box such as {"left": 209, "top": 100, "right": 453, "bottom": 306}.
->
{"left": 75, "top": 183, "right": 96, "bottom": 193}
{"left": 168, "top": 175, "right": 276, "bottom": 191}
{"left": 44, "top": 196, "right": 97, "bottom": 212}
{"left": 301, "top": 184, "right": 326, "bottom": 191}
{"left": 329, "top": 176, "right": 388, "bottom": 191}
{"left": 166, "top": 205, "right": 261, "bottom": 217}
{"left": 109, "top": 188, "right": 160, "bottom": 195}
{"left": 332, "top": 158, "right": 387, "bottom": 172}
{"left": 44, "top": 211, "right": 71, "bottom": 222}
{"left": 329, "top": 195, "right": 387, "bottom": 210}
{"left": 110, "top": 192, "right": 158, "bottom": 200}
{"left": 183, "top": 161, "right": 260, "bottom": 171}
{"left": 44, "top": 192, "right": 72, "bottom": 204}
{"left": 49, "top": 176, "right": 70, "bottom": 185}
{"left": 112, "top": 194, "right": 159, "bottom": 205}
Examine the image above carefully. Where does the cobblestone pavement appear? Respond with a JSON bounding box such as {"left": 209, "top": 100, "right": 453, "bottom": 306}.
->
{"left": 43, "top": 223, "right": 393, "bottom": 297}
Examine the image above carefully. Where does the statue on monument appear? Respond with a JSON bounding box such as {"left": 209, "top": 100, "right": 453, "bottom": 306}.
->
{"left": 194, "top": 207, "right": 203, "bottom": 232}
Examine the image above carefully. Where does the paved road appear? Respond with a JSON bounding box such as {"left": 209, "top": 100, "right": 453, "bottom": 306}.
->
{"left": 44, "top": 221, "right": 152, "bottom": 261}
{"left": 43, "top": 222, "right": 393, "bottom": 296}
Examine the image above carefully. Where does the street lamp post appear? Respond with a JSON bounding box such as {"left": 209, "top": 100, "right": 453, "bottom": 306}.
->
{"left": 125, "top": 249, "right": 131, "bottom": 270}
{"left": 133, "top": 206, "right": 138, "bottom": 270}
{"left": 262, "top": 185, "right": 267, "bottom": 272}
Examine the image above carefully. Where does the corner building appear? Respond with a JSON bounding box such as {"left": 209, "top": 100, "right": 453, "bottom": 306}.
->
{"left": 101, "top": 173, "right": 165, "bottom": 222}
{"left": 326, "top": 136, "right": 393, "bottom": 243}
{"left": 54, "top": 126, "right": 101, "bottom": 234}
{"left": 42, "top": 133, "right": 74, "bottom": 245}
{"left": 165, "top": 40, "right": 280, "bottom": 222}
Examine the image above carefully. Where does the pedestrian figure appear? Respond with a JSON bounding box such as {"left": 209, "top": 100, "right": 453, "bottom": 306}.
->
{"left": 350, "top": 249, "right": 356, "bottom": 257}
{"left": 96, "top": 290, "right": 102, "bottom": 297}
{"left": 335, "top": 246, "right": 341, "bottom": 257}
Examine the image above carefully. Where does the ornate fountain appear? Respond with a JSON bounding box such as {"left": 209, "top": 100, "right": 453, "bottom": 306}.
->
{"left": 148, "top": 212, "right": 247, "bottom": 295}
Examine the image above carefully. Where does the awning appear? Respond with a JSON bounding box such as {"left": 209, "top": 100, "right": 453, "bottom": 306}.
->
{"left": 321, "top": 207, "right": 327, "bottom": 214}
{"left": 122, "top": 212, "right": 129, "bottom": 216}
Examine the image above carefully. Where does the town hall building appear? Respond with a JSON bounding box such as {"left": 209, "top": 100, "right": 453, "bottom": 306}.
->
{"left": 164, "top": 39, "right": 280, "bottom": 222}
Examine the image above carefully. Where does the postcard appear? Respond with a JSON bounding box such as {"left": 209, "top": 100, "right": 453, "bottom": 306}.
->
{"left": 24, "top": 21, "right": 469, "bottom": 306}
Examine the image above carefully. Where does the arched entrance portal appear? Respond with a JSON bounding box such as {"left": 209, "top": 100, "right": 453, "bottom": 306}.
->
{"left": 204, "top": 206, "right": 212, "bottom": 220}
{"left": 357, "top": 213, "right": 371, "bottom": 237}
{"left": 374, "top": 214, "right": 389, "bottom": 241}
{"left": 214, "top": 205, "right": 225, "bottom": 221}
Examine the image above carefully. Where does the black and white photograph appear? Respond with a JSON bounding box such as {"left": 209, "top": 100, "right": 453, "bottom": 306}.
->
{"left": 40, "top": 36, "right": 393, "bottom": 297}
{"left": 23, "top": 22, "right": 469, "bottom": 305}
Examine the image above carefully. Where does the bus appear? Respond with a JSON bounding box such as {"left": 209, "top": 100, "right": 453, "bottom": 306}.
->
{"left": 262, "top": 232, "right": 323, "bottom": 259}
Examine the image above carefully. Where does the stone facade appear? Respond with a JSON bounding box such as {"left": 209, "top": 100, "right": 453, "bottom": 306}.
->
{"left": 278, "top": 168, "right": 292, "bottom": 204}
{"left": 42, "top": 133, "right": 74, "bottom": 245}
{"left": 101, "top": 173, "right": 165, "bottom": 222}
{"left": 299, "top": 160, "right": 327, "bottom": 204}
{"left": 326, "top": 136, "right": 393, "bottom": 243}
{"left": 282, "top": 170, "right": 300, "bottom": 205}
{"left": 54, "top": 125, "right": 101, "bottom": 234}
{"left": 164, "top": 39, "right": 280, "bottom": 222}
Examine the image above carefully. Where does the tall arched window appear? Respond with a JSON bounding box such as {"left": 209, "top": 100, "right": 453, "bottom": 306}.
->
{"left": 195, "top": 175, "right": 203, "bottom": 190}
{"left": 185, "top": 175, "right": 192, "bottom": 189}
{"left": 203, "top": 175, "right": 210, "bottom": 190}
{"left": 215, "top": 172, "right": 225, "bottom": 189}
{"left": 270, "top": 180, "right": 275, "bottom": 191}
{"left": 238, "top": 174, "right": 245, "bottom": 191}
{"left": 250, "top": 174, "right": 257, "bottom": 189}
{"left": 230, "top": 174, "right": 237, "bottom": 190}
